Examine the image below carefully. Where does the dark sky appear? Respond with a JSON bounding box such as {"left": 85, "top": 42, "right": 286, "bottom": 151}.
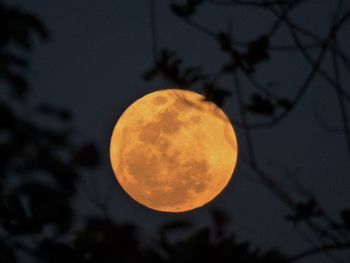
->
{"left": 8, "top": 0, "right": 350, "bottom": 260}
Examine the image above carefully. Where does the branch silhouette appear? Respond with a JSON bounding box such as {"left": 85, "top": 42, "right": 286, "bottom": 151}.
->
{"left": 144, "top": 0, "right": 350, "bottom": 262}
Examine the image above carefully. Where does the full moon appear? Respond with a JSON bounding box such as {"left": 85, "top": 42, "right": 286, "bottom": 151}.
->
{"left": 110, "top": 89, "right": 238, "bottom": 212}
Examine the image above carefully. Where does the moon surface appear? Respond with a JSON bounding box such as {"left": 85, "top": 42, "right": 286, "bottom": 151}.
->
{"left": 110, "top": 89, "right": 238, "bottom": 212}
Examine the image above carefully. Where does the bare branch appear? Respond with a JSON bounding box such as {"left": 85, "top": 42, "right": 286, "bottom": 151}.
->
{"left": 271, "top": 8, "right": 350, "bottom": 103}
{"left": 233, "top": 71, "right": 257, "bottom": 165}
{"left": 236, "top": 11, "right": 350, "bottom": 129}
{"left": 332, "top": 38, "right": 350, "bottom": 161}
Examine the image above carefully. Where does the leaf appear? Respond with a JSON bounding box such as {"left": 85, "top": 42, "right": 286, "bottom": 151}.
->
{"left": 39, "top": 128, "right": 70, "bottom": 147}
{"left": 0, "top": 241, "right": 16, "bottom": 263}
{"left": 203, "top": 83, "right": 231, "bottom": 107}
{"left": 217, "top": 32, "right": 232, "bottom": 52}
{"left": 142, "top": 68, "right": 158, "bottom": 81}
{"left": 222, "top": 62, "right": 238, "bottom": 72}
{"left": 36, "top": 103, "right": 72, "bottom": 121}
{"left": 245, "top": 93, "right": 275, "bottom": 116}
{"left": 0, "top": 194, "right": 26, "bottom": 218}
{"left": 73, "top": 143, "right": 99, "bottom": 168}
{"left": 340, "top": 209, "right": 350, "bottom": 228}
{"left": 170, "top": 0, "right": 203, "bottom": 17}
{"left": 0, "top": 52, "right": 28, "bottom": 68}
{"left": 143, "top": 49, "right": 206, "bottom": 87}
{"left": 0, "top": 194, "right": 29, "bottom": 235}
{"left": 210, "top": 207, "right": 231, "bottom": 237}
{"left": 260, "top": 250, "right": 288, "bottom": 263}
{"left": 186, "top": 228, "right": 210, "bottom": 248}
{"left": 244, "top": 35, "right": 269, "bottom": 66}
{"left": 286, "top": 198, "right": 321, "bottom": 222}
{"left": 0, "top": 3, "right": 49, "bottom": 49}
{"left": 5, "top": 72, "right": 29, "bottom": 98}
{"left": 170, "top": 4, "right": 187, "bottom": 17}
{"left": 0, "top": 100, "right": 17, "bottom": 130}
{"left": 160, "top": 219, "right": 193, "bottom": 234}
{"left": 16, "top": 183, "right": 72, "bottom": 233}
{"left": 38, "top": 239, "right": 74, "bottom": 263}
{"left": 73, "top": 218, "right": 140, "bottom": 262}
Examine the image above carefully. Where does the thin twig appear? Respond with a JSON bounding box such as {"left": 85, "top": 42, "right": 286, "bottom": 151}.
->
{"left": 234, "top": 11, "right": 350, "bottom": 129}
{"left": 233, "top": 71, "right": 257, "bottom": 166}
{"left": 312, "top": 105, "right": 344, "bottom": 134}
{"left": 271, "top": 8, "right": 350, "bottom": 103}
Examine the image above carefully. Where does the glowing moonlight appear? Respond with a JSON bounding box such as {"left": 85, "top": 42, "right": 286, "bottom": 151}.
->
{"left": 110, "top": 89, "right": 238, "bottom": 212}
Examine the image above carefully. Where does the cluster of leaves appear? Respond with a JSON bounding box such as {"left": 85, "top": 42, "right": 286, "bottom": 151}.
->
{"left": 143, "top": 49, "right": 207, "bottom": 87}
{"left": 244, "top": 93, "right": 292, "bottom": 116}
{"left": 218, "top": 33, "right": 270, "bottom": 74}
{"left": 0, "top": 2, "right": 48, "bottom": 98}
{"left": 286, "top": 197, "right": 350, "bottom": 232}
{"left": 143, "top": 48, "right": 232, "bottom": 107}
{"left": 33, "top": 216, "right": 288, "bottom": 263}
{"left": 170, "top": 0, "right": 204, "bottom": 17}
{"left": 0, "top": 3, "right": 99, "bottom": 262}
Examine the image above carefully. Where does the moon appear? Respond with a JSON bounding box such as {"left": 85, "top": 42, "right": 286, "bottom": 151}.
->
{"left": 110, "top": 89, "right": 238, "bottom": 212}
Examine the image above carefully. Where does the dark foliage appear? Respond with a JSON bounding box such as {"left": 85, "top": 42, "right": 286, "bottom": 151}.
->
{"left": 0, "top": 3, "right": 48, "bottom": 98}
{"left": 203, "top": 82, "right": 232, "bottom": 107}
{"left": 143, "top": 49, "right": 207, "bottom": 87}
{"left": 170, "top": 0, "right": 204, "bottom": 17}
{"left": 245, "top": 93, "right": 276, "bottom": 116}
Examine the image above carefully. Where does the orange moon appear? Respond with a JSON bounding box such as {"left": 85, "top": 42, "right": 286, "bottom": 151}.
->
{"left": 110, "top": 89, "right": 238, "bottom": 212}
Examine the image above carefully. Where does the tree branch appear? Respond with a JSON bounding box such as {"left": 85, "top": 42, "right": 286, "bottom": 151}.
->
{"left": 332, "top": 38, "right": 350, "bottom": 161}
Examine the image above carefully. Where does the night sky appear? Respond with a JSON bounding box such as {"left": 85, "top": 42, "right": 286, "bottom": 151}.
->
{"left": 6, "top": 0, "right": 350, "bottom": 261}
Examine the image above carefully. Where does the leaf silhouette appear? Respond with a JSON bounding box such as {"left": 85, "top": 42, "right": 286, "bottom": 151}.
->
{"left": 340, "top": 209, "right": 350, "bottom": 229}
{"left": 286, "top": 198, "right": 321, "bottom": 222}
{"left": 0, "top": 3, "right": 49, "bottom": 49}
{"left": 203, "top": 82, "right": 231, "bottom": 107}
{"left": 73, "top": 143, "right": 99, "bottom": 168}
{"left": 245, "top": 93, "right": 275, "bottom": 116}
{"left": 170, "top": 0, "right": 203, "bottom": 17}
{"left": 143, "top": 49, "right": 207, "bottom": 87}
{"left": 0, "top": 194, "right": 29, "bottom": 235}
{"left": 36, "top": 103, "right": 72, "bottom": 121}
{"left": 16, "top": 183, "right": 72, "bottom": 233}
{"left": 5, "top": 72, "right": 29, "bottom": 98}
{"left": 244, "top": 35, "right": 269, "bottom": 67}
{"left": 0, "top": 241, "right": 16, "bottom": 263}
{"left": 217, "top": 32, "right": 232, "bottom": 52}
{"left": 210, "top": 207, "right": 231, "bottom": 238}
